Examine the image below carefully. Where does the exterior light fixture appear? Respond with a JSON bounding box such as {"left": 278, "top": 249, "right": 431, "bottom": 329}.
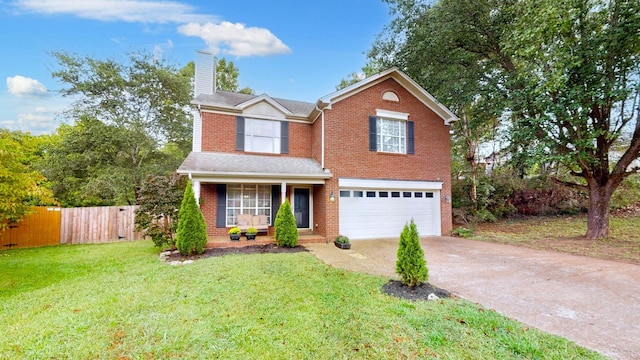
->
{"left": 329, "top": 192, "right": 335, "bottom": 202}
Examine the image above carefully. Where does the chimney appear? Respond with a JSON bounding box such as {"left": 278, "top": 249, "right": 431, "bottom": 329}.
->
{"left": 195, "top": 50, "right": 215, "bottom": 96}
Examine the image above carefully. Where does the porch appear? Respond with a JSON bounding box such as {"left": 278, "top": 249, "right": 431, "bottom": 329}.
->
{"left": 206, "top": 231, "right": 326, "bottom": 248}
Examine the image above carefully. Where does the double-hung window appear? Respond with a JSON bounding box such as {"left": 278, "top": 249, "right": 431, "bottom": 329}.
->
{"left": 369, "top": 110, "right": 414, "bottom": 154}
{"left": 244, "top": 118, "right": 281, "bottom": 153}
{"left": 376, "top": 118, "right": 406, "bottom": 153}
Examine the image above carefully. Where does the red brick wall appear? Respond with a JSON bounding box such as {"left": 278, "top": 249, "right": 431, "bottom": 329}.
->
{"left": 199, "top": 183, "right": 223, "bottom": 236}
{"left": 201, "top": 112, "right": 236, "bottom": 153}
{"left": 201, "top": 111, "right": 312, "bottom": 157}
{"left": 322, "top": 78, "right": 453, "bottom": 239}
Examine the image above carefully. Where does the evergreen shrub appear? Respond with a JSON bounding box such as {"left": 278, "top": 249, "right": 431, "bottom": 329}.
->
{"left": 175, "top": 181, "right": 208, "bottom": 255}
{"left": 395, "top": 219, "right": 428, "bottom": 287}
{"left": 274, "top": 199, "right": 298, "bottom": 247}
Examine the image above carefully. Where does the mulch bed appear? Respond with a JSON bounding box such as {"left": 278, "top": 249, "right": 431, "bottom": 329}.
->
{"left": 382, "top": 280, "right": 451, "bottom": 301}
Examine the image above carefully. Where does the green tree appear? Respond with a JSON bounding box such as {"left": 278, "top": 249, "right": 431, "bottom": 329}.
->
{"left": 369, "top": 0, "right": 507, "bottom": 211}
{"left": 51, "top": 51, "right": 193, "bottom": 154}
{"left": 135, "top": 174, "right": 187, "bottom": 249}
{"left": 175, "top": 181, "right": 208, "bottom": 255}
{"left": 0, "top": 130, "right": 56, "bottom": 228}
{"left": 371, "top": 0, "right": 640, "bottom": 239}
{"left": 274, "top": 199, "right": 298, "bottom": 247}
{"left": 504, "top": 0, "right": 640, "bottom": 238}
{"left": 396, "top": 219, "right": 428, "bottom": 288}
{"left": 42, "top": 117, "right": 171, "bottom": 207}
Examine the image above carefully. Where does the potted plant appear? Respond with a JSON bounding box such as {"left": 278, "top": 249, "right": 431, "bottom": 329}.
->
{"left": 245, "top": 227, "right": 258, "bottom": 240}
{"left": 334, "top": 235, "right": 351, "bottom": 249}
{"left": 228, "top": 227, "right": 241, "bottom": 241}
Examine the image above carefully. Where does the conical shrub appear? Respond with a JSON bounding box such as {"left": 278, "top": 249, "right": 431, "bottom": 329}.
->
{"left": 395, "top": 219, "right": 428, "bottom": 287}
{"left": 176, "top": 180, "right": 208, "bottom": 255}
{"left": 274, "top": 199, "right": 298, "bottom": 247}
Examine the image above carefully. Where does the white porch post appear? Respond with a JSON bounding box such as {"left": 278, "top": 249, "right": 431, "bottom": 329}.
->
{"left": 281, "top": 182, "right": 287, "bottom": 204}
{"left": 192, "top": 180, "right": 201, "bottom": 205}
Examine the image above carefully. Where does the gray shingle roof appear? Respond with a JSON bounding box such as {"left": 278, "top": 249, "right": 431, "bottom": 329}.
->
{"left": 192, "top": 90, "right": 316, "bottom": 118}
{"left": 178, "top": 152, "right": 332, "bottom": 181}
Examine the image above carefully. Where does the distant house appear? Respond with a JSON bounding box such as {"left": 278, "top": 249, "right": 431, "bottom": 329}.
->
{"left": 177, "top": 51, "right": 458, "bottom": 241}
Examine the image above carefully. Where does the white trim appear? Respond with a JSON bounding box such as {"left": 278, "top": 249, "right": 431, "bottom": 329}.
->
{"left": 192, "top": 107, "right": 202, "bottom": 152}
{"left": 339, "top": 178, "right": 443, "bottom": 190}
{"left": 319, "top": 68, "right": 459, "bottom": 125}
{"left": 197, "top": 108, "right": 312, "bottom": 123}
{"left": 237, "top": 94, "right": 292, "bottom": 115}
{"left": 376, "top": 109, "right": 409, "bottom": 120}
{"left": 187, "top": 175, "right": 327, "bottom": 185}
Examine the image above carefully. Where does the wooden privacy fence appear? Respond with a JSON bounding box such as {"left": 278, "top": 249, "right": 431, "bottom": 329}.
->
{"left": 0, "top": 206, "right": 141, "bottom": 249}
{"left": 1, "top": 207, "right": 61, "bottom": 249}
{"left": 60, "top": 206, "right": 139, "bottom": 245}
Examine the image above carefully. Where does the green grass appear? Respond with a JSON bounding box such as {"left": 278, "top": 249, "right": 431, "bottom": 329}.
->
{"left": 1, "top": 241, "right": 605, "bottom": 359}
{"left": 474, "top": 214, "right": 640, "bottom": 264}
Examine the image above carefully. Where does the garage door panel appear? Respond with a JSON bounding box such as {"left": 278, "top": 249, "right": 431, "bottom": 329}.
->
{"left": 339, "top": 189, "right": 439, "bottom": 240}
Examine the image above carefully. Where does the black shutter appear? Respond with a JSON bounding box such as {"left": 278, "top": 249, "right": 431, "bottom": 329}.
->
{"left": 236, "top": 116, "right": 245, "bottom": 151}
{"left": 280, "top": 121, "right": 289, "bottom": 154}
{"left": 271, "top": 185, "right": 281, "bottom": 225}
{"left": 216, "top": 184, "right": 227, "bottom": 228}
{"left": 407, "top": 121, "right": 414, "bottom": 154}
{"left": 369, "top": 116, "right": 377, "bottom": 151}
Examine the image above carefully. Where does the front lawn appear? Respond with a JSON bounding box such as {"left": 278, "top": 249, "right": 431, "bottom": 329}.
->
{"left": 1, "top": 241, "right": 604, "bottom": 359}
{"left": 474, "top": 214, "right": 640, "bottom": 265}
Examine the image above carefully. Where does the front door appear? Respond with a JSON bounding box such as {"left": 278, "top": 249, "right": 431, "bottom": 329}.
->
{"left": 293, "top": 188, "right": 310, "bottom": 228}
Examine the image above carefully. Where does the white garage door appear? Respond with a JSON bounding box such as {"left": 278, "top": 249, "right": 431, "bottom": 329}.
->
{"left": 339, "top": 187, "right": 441, "bottom": 240}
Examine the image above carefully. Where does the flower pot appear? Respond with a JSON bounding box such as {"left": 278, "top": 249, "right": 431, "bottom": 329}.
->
{"left": 246, "top": 234, "right": 257, "bottom": 240}
{"left": 334, "top": 241, "right": 351, "bottom": 249}
{"left": 229, "top": 234, "right": 241, "bottom": 241}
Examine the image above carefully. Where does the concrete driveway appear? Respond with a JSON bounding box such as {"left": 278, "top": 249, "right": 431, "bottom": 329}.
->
{"left": 305, "top": 237, "right": 640, "bottom": 360}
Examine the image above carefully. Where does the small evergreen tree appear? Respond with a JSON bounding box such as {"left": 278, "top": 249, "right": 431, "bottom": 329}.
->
{"left": 395, "top": 219, "right": 428, "bottom": 287}
{"left": 175, "top": 180, "right": 208, "bottom": 255}
{"left": 274, "top": 199, "right": 298, "bottom": 247}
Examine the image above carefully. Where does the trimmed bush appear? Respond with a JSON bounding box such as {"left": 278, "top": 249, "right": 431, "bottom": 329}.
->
{"left": 274, "top": 199, "right": 298, "bottom": 247}
{"left": 395, "top": 219, "right": 428, "bottom": 287}
{"left": 134, "top": 174, "right": 186, "bottom": 249}
{"left": 175, "top": 180, "right": 208, "bottom": 256}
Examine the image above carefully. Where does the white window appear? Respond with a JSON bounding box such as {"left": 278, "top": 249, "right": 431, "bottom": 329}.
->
{"left": 244, "top": 118, "right": 281, "bottom": 153}
{"left": 226, "top": 184, "right": 272, "bottom": 226}
{"left": 377, "top": 118, "right": 406, "bottom": 153}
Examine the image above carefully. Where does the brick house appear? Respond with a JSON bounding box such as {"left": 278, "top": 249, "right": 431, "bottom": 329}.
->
{"left": 177, "top": 52, "right": 458, "bottom": 241}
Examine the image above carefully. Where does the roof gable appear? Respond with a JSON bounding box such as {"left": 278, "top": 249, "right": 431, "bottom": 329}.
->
{"left": 317, "top": 68, "right": 458, "bottom": 125}
{"left": 192, "top": 90, "right": 315, "bottom": 120}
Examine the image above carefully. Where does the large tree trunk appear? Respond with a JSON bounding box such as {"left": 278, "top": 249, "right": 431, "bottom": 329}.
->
{"left": 585, "top": 181, "right": 614, "bottom": 239}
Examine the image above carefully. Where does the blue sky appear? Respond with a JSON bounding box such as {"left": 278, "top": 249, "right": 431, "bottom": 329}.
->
{"left": 0, "top": 0, "right": 391, "bottom": 135}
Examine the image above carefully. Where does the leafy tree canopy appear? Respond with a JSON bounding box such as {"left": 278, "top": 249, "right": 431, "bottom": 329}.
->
{"left": 370, "top": 0, "right": 640, "bottom": 238}
{"left": 0, "top": 130, "right": 56, "bottom": 228}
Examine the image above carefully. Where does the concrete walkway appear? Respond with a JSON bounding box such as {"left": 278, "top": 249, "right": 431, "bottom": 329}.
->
{"left": 305, "top": 237, "right": 640, "bottom": 360}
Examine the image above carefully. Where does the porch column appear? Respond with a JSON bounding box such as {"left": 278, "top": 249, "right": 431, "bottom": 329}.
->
{"left": 192, "top": 180, "right": 201, "bottom": 204}
{"left": 281, "top": 182, "right": 287, "bottom": 204}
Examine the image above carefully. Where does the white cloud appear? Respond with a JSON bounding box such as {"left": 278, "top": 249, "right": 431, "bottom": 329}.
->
{"left": 12, "top": 0, "right": 215, "bottom": 24}
{"left": 179, "top": 21, "right": 291, "bottom": 57}
{"left": 6, "top": 75, "right": 49, "bottom": 97}
{"left": 0, "top": 110, "right": 59, "bottom": 135}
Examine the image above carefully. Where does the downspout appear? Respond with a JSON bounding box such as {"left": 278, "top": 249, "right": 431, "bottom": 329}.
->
{"left": 316, "top": 105, "right": 325, "bottom": 169}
